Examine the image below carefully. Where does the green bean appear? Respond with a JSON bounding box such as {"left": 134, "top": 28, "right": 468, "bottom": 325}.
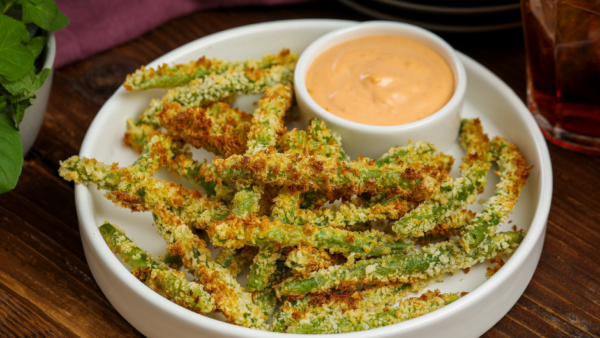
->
{"left": 247, "top": 246, "right": 282, "bottom": 291}
{"left": 287, "top": 196, "right": 416, "bottom": 228}
{"left": 272, "top": 278, "right": 437, "bottom": 332}
{"left": 284, "top": 246, "right": 339, "bottom": 277}
{"left": 377, "top": 141, "right": 454, "bottom": 172}
{"left": 99, "top": 222, "right": 214, "bottom": 314}
{"left": 124, "top": 49, "right": 298, "bottom": 91}
{"left": 392, "top": 118, "right": 492, "bottom": 237}
{"left": 232, "top": 186, "right": 262, "bottom": 217}
{"left": 461, "top": 136, "right": 530, "bottom": 251}
{"left": 246, "top": 188, "right": 298, "bottom": 291}
{"left": 161, "top": 252, "right": 183, "bottom": 270}
{"left": 272, "top": 297, "right": 312, "bottom": 333}
{"left": 124, "top": 124, "right": 226, "bottom": 198}
{"left": 275, "top": 231, "right": 523, "bottom": 297}
{"left": 286, "top": 290, "right": 460, "bottom": 334}
{"left": 214, "top": 247, "right": 258, "bottom": 278}
{"left": 423, "top": 209, "right": 476, "bottom": 238}
{"left": 246, "top": 84, "right": 293, "bottom": 154}
{"left": 152, "top": 205, "right": 268, "bottom": 329}
{"left": 306, "top": 118, "right": 349, "bottom": 162}
{"left": 208, "top": 151, "right": 449, "bottom": 202}
{"left": 158, "top": 101, "right": 253, "bottom": 157}
{"left": 137, "top": 63, "right": 296, "bottom": 128}
{"left": 209, "top": 216, "right": 413, "bottom": 258}
{"left": 59, "top": 156, "right": 230, "bottom": 229}
{"left": 253, "top": 288, "right": 278, "bottom": 321}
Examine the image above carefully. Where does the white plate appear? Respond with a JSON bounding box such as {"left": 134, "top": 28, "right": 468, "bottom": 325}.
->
{"left": 339, "top": 0, "right": 522, "bottom": 33}
{"left": 76, "top": 19, "right": 552, "bottom": 338}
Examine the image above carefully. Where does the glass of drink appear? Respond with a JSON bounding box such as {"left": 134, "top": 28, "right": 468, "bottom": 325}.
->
{"left": 522, "top": 0, "right": 600, "bottom": 154}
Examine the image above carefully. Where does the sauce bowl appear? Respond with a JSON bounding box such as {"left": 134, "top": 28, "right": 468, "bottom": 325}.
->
{"left": 294, "top": 21, "right": 467, "bottom": 159}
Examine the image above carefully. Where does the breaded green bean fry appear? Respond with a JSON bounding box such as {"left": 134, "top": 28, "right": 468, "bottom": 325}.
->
{"left": 461, "top": 136, "right": 530, "bottom": 251}
{"left": 124, "top": 49, "right": 298, "bottom": 91}
{"left": 286, "top": 290, "right": 460, "bottom": 334}
{"left": 247, "top": 246, "right": 282, "bottom": 291}
{"left": 275, "top": 231, "right": 524, "bottom": 297}
{"left": 99, "top": 222, "right": 214, "bottom": 314}
{"left": 214, "top": 247, "right": 258, "bottom": 278}
{"left": 58, "top": 156, "right": 230, "bottom": 228}
{"left": 272, "top": 278, "right": 438, "bottom": 332}
{"left": 207, "top": 150, "right": 449, "bottom": 202}
{"left": 377, "top": 141, "right": 454, "bottom": 172}
{"left": 392, "top": 118, "right": 492, "bottom": 237}
{"left": 138, "top": 62, "right": 296, "bottom": 128}
{"left": 153, "top": 205, "right": 268, "bottom": 329}
{"left": 158, "top": 101, "right": 252, "bottom": 157}
{"left": 209, "top": 216, "right": 413, "bottom": 258}
{"left": 246, "top": 83, "right": 293, "bottom": 154}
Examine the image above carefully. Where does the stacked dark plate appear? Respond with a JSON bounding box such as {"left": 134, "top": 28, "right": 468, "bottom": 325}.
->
{"left": 339, "top": 0, "right": 522, "bottom": 33}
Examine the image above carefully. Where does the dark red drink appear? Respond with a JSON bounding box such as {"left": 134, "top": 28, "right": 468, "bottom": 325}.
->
{"left": 522, "top": 0, "right": 600, "bottom": 153}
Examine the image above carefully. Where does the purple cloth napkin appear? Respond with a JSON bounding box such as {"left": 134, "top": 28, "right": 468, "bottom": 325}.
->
{"left": 55, "top": 0, "right": 307, "bottom": 67}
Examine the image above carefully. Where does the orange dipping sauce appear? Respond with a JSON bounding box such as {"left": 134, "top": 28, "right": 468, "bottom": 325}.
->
{"left": 306, "top": 35, "right": 455, "bottom": 126}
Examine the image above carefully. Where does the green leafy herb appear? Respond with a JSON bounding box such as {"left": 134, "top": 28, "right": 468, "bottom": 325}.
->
{"left": 26, "top": 35, "right": 46, "bottom": 58}
{"left": 46, "top": 8, "right": 69, "bottom": 31}
{"left": 21, "top": 0, "right": 57, "bottom": 31}
{"left": 0, "top": 0, "right": 69, "bottom": 194}
{"left": 0, "top": 15, "right": 34, "bottom": 82}
{"left": 0, "top": 111, "right": 24, "bottom": 193}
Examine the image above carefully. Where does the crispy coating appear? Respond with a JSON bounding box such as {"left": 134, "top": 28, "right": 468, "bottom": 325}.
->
{"left": 59, "top": 156, "right": 230, "bottom": 228}
{"left": 393, "top": 119, "right": 493, "bottom": 237}
{"left": 424, "top": 209, "right": 476, "bottom": 237}
{"left": 153, "top": 205, "right": 268, "bottom": 329}
{"left": 99, "top": 222, "right": 215, "bottom": 314}
{"left": 291, "top": 197, "right": 417, "bottom": 228}
{"left": 208, "top": 214, "right": 413, "bottom": 258}
{"left": 246, "top": 84, "right": 294, "bottom": 154}
{"left": 246, "top": 188, "right": 299, "bottom": 291}
{"left": 272, "top": 277, "right": 438, "bottom": 332}
{"left": 124, "top": 49, "right": 298, "bottom": 91}
{"left": 137, "top": 62, "right": 296, "bottom": 128}
{"left": 124, "top": 124, "right": 229, "bottom": 198}
{"left": 377, "top": 141, "right": 454, "bottom": 173}
{"left": 158, "top": 101, "right": 252, "bottom": 157}
{"left": 207, "top": 149, "right": 449, "bottom": 202}
{"left": 461, "top": 136, "right": 530, "bottom": 251}
{"left": 274, "top": 231, "right": 524, "bottom": 297}
{"left": 247, "top": 246, "right": 283, "bottom": 291}
{"left": 215, "top": 247, "right": 258, "bottom": 278}
{"left": 284, "top": 246, "right": 338, "bottom": 277}
{"left": 285, "top": 290, "right": 460, "bottom": 334}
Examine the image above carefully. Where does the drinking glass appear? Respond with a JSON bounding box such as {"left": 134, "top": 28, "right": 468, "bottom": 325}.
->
{"left": 522, "top": 0, "right": 600, "bottom": 153}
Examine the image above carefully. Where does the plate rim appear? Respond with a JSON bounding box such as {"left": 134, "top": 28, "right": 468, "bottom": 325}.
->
{"left": 75, "top": 18, "right": 552, "bottom": 337}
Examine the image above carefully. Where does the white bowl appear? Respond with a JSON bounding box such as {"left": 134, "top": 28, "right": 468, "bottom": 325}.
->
{"left": 295, "top": 21, "right": 466, "bottom": 159}
{"left": 20, "top": 33, "right": 56, "bottom": 154}
{"left": 76, "top": 19, "right": 552, "bottom": 338}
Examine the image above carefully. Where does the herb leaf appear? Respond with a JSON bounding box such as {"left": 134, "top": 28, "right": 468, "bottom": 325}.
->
{"left": 26, "top": 35, "right": 46, "bottom": 59}
{"left": 21, "top": 0, "right": 58, "bottom": 31}
{"left": 0, "top": 15, "right": 34, "bottom": 82}
{"left": 0, "top": 68, "right": 50, "bottom": 128}
{"left": 0, "top": 68, "right": 48, "bottom": 99}
{"left": 46, "top": 8, "right": 69, "bottom": 31}
{"left": 0, "top": 110, "right": 24, "bottom": 194}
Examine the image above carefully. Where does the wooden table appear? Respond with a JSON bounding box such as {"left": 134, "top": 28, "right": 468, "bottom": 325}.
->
{"left": 1, "top": 2, "right": 599, "bottom": 337}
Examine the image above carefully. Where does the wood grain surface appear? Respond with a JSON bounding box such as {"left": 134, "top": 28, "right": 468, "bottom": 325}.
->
{"left": 1, "top": 1, "right": 599, "bottom": 337}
